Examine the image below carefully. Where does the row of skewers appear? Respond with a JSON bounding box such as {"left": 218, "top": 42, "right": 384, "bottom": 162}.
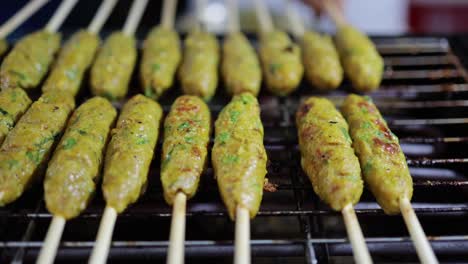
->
{"left": 0, "top": 0, "right": 437, "bottom": 264}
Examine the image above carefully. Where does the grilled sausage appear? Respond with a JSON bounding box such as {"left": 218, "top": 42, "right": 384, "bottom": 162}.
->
{"left": 301, "top": 31, "right": 343, "bottom": 90}
{"left": 161, "top": 95, "right": 210, "bottom": 204}
{"left": 0, "top": 92, "right": 75, "bottom": 206}
{"left": 296, "top": 97, "right": 363, "bottom": 210}
{"left": 222, "top": 32, "right": 262, "bottom": 96}
{"left": 335, "top": 25, "right": 383, "bottom": 92}
{"left": 90, "top": 32, "right": 136, "bottom": 100}
{"left": 102, "top": 94, "right": 162, "bottom": 213}
{"left": 0, "top": 88, "right": 32, "bottom": 144}
{"left": 44, "top": 97, "right": 116, "bottom": 219}
{"left": 342, "top": 94, "right": 413, "bottom": 214}
{"left": 0, "top": 39, "right": 8, "bottom": 57}
{"left": 0, "top": 31, "right": 61, "bottom": 90}
{"left": 141, "top": 26, "right": 181, "bottom": 99}
{"left": 259, "top": 30, "right": 303, "bottom": 96}
{"left": 212, "top": 93, "right": 267, "bottom": 219}
{"left": 178, "top": 31, "right": 219, "bottom": 101}
{"left": 43, "top": 30, "right": 99, "bottom": 97}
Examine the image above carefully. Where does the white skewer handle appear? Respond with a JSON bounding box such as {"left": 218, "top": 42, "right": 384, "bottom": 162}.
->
{"left": 253, "top": 0, "right": 274, "bottom": 34}
{"left": 36, "top": 216, "right": 66, "bottom": 264}
{"left": 167, "top": 192, "right": 187, "bottom": 264}
{"left": 87, "top": 0, "right": 118, "bottom": 34}
{"left": 0, "top": 0, "right": 50, "bottom": 38}
{"left": 322, "top": 0, "right": 346, "bottom": 27}
{"left": 226, "top": 0, "right": 240, "bottom": 33}
{"left": 286, "top": 0, "right": 305, "bottom": 39}
{"left": 161, "top": 0, "right": 178, "bottom": 29}
{"left": 88, "top": 206, "right": 117, "bottom": 264}
{"left": 342, "top": 204, "right": 373, "bottom": 264}
{"left": 400, "top": 198, "right": 439, "bottom": 264}
{"left": 45, "top": 0, "right": 79, "bottom": 33}
{"left": 122, "top": 0, "right": 149, "bottom": 36}
{"left": 234, "top": 206, "right": 250, "bottom": 264}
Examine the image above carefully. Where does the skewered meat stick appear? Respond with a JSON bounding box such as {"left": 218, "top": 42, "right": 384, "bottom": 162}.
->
{"left": 162, "top": 95, "right": 211, "bottom": 264}
{"left": 322, "top": 1, "right": 383, "bottom": 92}
{"left": 0, "top": 0, "right": 50, "bottom": 57}
{"left": 90, "top": 0, "right": 149, "bottom": 100}
{"left": 90, "top": 94, "right": 163, "bottom": 264}
{"left": 212, "top": 93, "right": 268, "bottom": 264}
{"left": 296, "top": 97, "right": 372, "bottom": 264}
{"left": 37, "top": 97, "right": 116, "bottom": 264}
{"left": 0, "top": 88, "right": 32, "bottom": 145}
{"left": 140, "top": 0, "right": 181, "bottom": 99}
{"left": 0, "top": 92, "right": 75, "bottom": 206}
{"left": 253, "top": 0, "right": 303, "bottom": 96}
{"left": 286, "top": 1, "right": 343, "bottom": 90}
{"left": 178, "top": 0, "right": 220, "bottom": 101}
{"left": 42, "top": 0, "right": 118, "bottom": 97}
{"left": 342, "top": 94, "right": 438, "bottom": 264}
{"left": 0, "top": 0, "right": 79, "bottom": 90}
{"left": 221, "top": 0, "right": 262, "bottom": 96}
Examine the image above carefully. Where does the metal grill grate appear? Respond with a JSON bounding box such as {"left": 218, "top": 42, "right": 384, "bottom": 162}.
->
{"left": 0, "top": 35, "right": 468, "bottom": 263}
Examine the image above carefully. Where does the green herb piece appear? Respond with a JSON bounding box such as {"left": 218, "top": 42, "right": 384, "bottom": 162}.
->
{"left": 136, "top": 136, "right": 149, "bottom": 145}
{"left": 239, "top": 94, "right": 253, "bottom": 105}
{"left": 144, "top": 86, "right": 156, "bottom": 98}
{"left": 178, "top": 121, "right": 190, "bottom": 131}
{"left": 152, "top": 63, "right": 161, "bottom": 72}
{"left": 6, "top": 159, "right": 18, "bottom": 169}
{"left": 9, "top": 70, "right": 27, "bottom": 81}
{"left": 230, "top": 110, "right": 240, "bottom": 123}
{"left": 361, "top": 121, "right": 372, "bottom": 129}
{"left": 217, "top": 132, "right": 230, "bottom": 144}
{"left": 222, "top": 154, "right": 239, "bottom": 164}
{"left": 363, "top": 161, "right": 372, "bottom": 174}
{"left": 269, "top": 63, "right": 281, "bottom": 74}
{"left": 185, "top": 136, "right": 195, "bottom": 143}
{"left": 339, "top": 127, "right": 352, "bottom": 142}
{"left": 26, "top": 150, "right": 40, "bottom": 164}
{"left": 63, "top": 138, "right": 77, "bottom": 150}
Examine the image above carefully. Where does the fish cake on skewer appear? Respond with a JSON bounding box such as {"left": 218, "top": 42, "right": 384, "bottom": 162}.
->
{"left": 102, "top": 94, "right": 163, "bottom": 213}
{"left": 44, "top": 97, "right": 116, "bottom": 219}
{"left": 212, "top": 93, "right": 268, "bottom": 219}
{"left": 342, "top": 94, "right": 413, "bottom": 214}
{"left": 0, "top": 88, "right": 31, "bottom": 144}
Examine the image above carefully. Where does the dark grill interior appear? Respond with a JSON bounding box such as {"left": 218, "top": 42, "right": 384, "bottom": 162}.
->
{"left": 0, "top": 34, "right": 467, "bottom": 263}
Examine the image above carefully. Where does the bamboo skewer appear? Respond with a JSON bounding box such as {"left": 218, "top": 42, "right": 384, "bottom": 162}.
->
{"left": 35, "top": 2, "right": 118, "bottom": 263}
{"left": 167, "top": 192, "right": 187, "bottom": 264}
{"left": 253, "top": 0, "right": 274, "bottom": 34}
{"left": 234, "top": 206, "right": 251, "bottom": 264}
{"left": 161, "top": 0, "right": 177, "bottom": 29}
{"left": 122, "top": 0, "right": 149, "bottom": 36}
{"left": 321, "top": 0, "right": 346, "bottom": 28}
{"left": 88, "top": 2, "right": 149, "bottom": 263}
{"left": 45, "top": 0, "right": 79, "bottom": 33}
{"left": 0, "top": 0, "right": 50, "bottom": 38}
{"left": 226, "top": 0, "right": 240, "bottom": 33}
{"left": 400, "top": 198, "right": 439, "bottom": 264}
{"left": 342, "top": 204, "right": 373, "bottom": 264}
{"left": 285, "top": 0, "right": 305, "bottom": 39}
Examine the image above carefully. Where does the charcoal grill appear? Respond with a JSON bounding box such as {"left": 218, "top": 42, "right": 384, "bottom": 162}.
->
{"left": 1, "top": 8, "right": 468, "bottom": 264}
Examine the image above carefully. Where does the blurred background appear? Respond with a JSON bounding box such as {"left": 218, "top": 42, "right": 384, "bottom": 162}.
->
{"left": 0, "top": 0, "right": 468, "bottom": 37}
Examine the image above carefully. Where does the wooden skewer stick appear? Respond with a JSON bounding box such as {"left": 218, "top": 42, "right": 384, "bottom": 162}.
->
{"left": 88, "top": 0, "right": 118, "bottom": 34}
{"left": 226, "top": 0, "right": 240, "bottom": 33}
{"left": 0, "top": 0, "right": 50, "bottom": 38}
{"left": 234, "top": 206, "right": 250, "bottom": 264}
{"left": 193, "top": 0, "right": 208, "bottom": 31}
{"left": 35, "top": 216, "right": 66, "bottom": 264}
{"left": 322, "top": 0, "right": 346, "bottom": 27}
{"left": 285, "top": 0, "right": 305, "bottom": 39}
{"left": 342, "top": 204, "right": 373, "bottom": 264}
{"left": 89, "top": 206, "right": 118, "bottom": 264}
{"left": 122, "top": 0, "right": 149, "bottom": 36}
{"left": 167, "top": 192, "right": 187, "bottom": 264}
{"left": 253, "top": 0, "right": 274, "bottom": 34}
{"left": 45, "top": 0, "right": 79, "bottom": 33}
{"left": 161, "top": 0, "right": 178, "bottom": 29}
{"left": 400, "top": 197, "right": 439, "bottom": 264}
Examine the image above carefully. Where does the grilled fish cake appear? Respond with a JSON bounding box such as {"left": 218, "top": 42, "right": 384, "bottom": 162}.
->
{"left": 0, "top": 88, "right": 32, "bottom": 144}
{"left": 296, "top": 97, "right": 362, "bottom": 210}
{"left": 301, "top": 31, "right": 343, "bottom": 90}
{"left": 43, "top": 30, "right": 99, "bottom": 96}
{"left": 212, "top": 93, "right": 267, "bottom": 219}
{"left": 102, "top": 94, "right": 163, "bottom": 213}
{"left": 222, "top": 32, "right": 261, "bottom": 96}
{"left": 141, "top": 26, "right": 181, "bottom": 99}
{"left": 90, "top": 32, "right": 136, "bottom": 100}
{"left": 44, "top": 97, "right": 116, "bottom": 219}
{"left": 259, "top": 30, "right": 303, "bottom": 96}
{"left": 0, "top": 31, "right": 61, "bottom": 90}
{"left": 161, "top": 95, "right": 210, "bottom": 204}
{"left": 178, "top": 30, "right": 219, "bottom": 101}
{"left": 342, "top": 94, "right": 413, "bottom": 214}
{"left": 0, "top": 92, "right": 75, "bottom": 206}
{"left": 335, "top": 25, "right": 383, "bottom": 92}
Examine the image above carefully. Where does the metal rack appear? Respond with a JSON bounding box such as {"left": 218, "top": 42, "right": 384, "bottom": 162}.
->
{"left": 0, "top": 35, "right": 467, "bottom": 263}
